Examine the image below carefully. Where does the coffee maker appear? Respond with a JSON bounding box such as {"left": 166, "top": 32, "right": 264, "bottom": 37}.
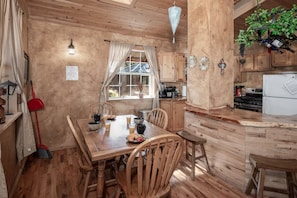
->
{"left": 159, "top": 86, "right": 177, "bottom": 98}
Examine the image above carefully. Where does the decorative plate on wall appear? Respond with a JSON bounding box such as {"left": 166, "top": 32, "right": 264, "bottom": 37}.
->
{"left": 187, "top": 55, "right": 197, "bottom": 68}
{"left": 198, "top": 56, "right": 209, "bottom": 71}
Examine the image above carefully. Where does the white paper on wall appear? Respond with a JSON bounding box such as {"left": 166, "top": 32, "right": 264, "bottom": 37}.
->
{"left": 66, "top": 66, "right": 78, "bottom": 80}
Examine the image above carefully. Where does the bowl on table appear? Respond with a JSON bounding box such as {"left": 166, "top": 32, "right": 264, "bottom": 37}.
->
{"left": 134, "top": 117, "right": 144, "bottom": 125}
{"left": 88, "top": 122, "right": 101, "bottom": 131}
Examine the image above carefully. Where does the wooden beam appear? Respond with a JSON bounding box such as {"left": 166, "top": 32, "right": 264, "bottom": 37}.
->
{"left": 234, "top": 0, "right": 267, "bottom": 19}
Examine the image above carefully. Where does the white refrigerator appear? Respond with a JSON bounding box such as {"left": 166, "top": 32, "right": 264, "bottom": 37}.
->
{"left": 263, "top": 73, "right": 297, "bottom": 115}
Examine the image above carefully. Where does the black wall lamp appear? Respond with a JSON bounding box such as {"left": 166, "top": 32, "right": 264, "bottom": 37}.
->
{"left": 0, "top": 80, "right": 17, "bottom": 115}
{"left": 68, "top": 39, "right": 75, "bottom": 55}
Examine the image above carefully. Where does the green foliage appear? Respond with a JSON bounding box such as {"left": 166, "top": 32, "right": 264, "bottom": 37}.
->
{"left": 236, "top": 4, "right": 297, "bottom": 47}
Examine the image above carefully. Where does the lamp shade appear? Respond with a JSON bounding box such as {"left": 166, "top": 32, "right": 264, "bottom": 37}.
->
{"left": 68, "top": 39, "right": 75, "bottom": 55}
{"left": 168, "top": 4, "right": 182, "bottom": 43}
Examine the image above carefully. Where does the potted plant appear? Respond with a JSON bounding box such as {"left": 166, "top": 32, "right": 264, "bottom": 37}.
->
{"left": 237, "top": 3, "right": 297, "bottom": 57}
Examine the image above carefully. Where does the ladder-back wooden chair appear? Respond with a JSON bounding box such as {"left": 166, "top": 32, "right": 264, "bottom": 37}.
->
{"left": 146, "top": 108, "right": 168, "bottom": 129}
{"left": 67, "top": 115, "right": 96, "bottom": 197}
{"left": 66, "top": 115, "right": 117, "bottom": 197}
{"left": 115, "top": 134, "right": 184, "bottom": 198}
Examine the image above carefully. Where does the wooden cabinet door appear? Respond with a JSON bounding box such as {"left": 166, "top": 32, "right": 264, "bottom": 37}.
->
{"left": 175, "top": 53, "right": 186, "bottom": 82}
{"left": 271, "top": 44, "right": 297, "bottom": 67}
{"left": 159, "top": 53, "right": 176, "bottom": 82}
{"left": 240, "top": 53, "right": 270, "bottom": 71}
{"left": 240, "top": 54, "right": 254, "bottom": 71}
{"left": 172, "top": 101, "right": 185, "bottom": 132}
{"left": 160, "top": 100, "right": 173, "bottom": 131}
{"left": 271, "top": 51, "right": 291, "bottom": 66}
{"left": 254, "top": 53, "right": 270, "bottom": 71}
{"left": 234, "top": 56, "right": 247, "bottom": 83}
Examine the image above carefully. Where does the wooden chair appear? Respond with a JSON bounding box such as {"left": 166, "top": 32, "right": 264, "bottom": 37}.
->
{"left": 146, "top": 108, "right": 168, "bottom": 129}
{"left": 115, "top": 134, "right": 184, "bottom": 198}
{"left": 245, "top": 153, "right": 297, "bottom": 198}
{"left": 100, "top": 102, "right": 114, "bottom": 115}
{"left": 66, "top": 115, "right": 117, "bottom": 198}
{"left": 176, "top": 131, "right": 211, "bottom": 180}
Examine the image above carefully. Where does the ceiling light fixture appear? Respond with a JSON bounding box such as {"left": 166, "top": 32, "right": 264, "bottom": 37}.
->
{"left": 168, "top": 1, "right": 182, "bottom": 44}
{"left": 68, "top": 39, "right": 75, "bottom": 55}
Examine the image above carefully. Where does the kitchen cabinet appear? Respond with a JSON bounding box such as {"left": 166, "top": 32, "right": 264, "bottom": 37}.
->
{"left": 158, "top": 52, "right": 186, "bottom": 82}
{"left": 234, "top": 56, "right": 247, "bottom": 83}
{"left": 271, "top": 45, "right": 297, "bottom": 67}
{"left": 160, "top": 99, "right": 186, "bottom": 132}
{"left": 240, "top": 52, "right": 270, "bottom": 72}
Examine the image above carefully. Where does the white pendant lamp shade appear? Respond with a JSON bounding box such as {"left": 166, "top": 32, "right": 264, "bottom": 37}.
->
{"left": 168, "top": 2, "right": 182, "bottom": 43}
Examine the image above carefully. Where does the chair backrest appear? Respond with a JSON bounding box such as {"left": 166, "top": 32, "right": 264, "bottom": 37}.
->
{"left": 66, "top": 115, "right": 92, "bottom": 166}
{"left": 146, "top": 108, "right": 168, "bottom": 129}
{"left": 100, "top": 102, "right": 114, "bottom": 115}
{"left": 125, "top": 134, "right": 183, "bottom": 197}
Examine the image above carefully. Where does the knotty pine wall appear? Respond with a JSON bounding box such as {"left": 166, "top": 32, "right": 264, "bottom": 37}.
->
{"left": 28, "top": 20, "right": 187, "bottom": 150}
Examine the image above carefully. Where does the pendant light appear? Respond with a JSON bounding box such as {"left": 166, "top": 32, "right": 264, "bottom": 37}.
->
{"left": 168, "top": 1, "right": 182, "bottom": 44}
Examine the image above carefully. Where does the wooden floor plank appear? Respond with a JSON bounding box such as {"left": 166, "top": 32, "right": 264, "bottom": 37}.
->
{"left": 13, "top": 148, "right": 252, "bottom": 198}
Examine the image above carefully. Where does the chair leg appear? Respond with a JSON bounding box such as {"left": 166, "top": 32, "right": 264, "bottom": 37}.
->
{"left": 115, "top": 185, "right": 122, "bottom": 198}
{"left": 245, "top": 166, "right": 258, "bottom": 195}
{"left": 191, "top": 143, "right": 196, "bottom": 180}
{"left": 200, "top": 144, "right": 210, "bottom": 173}
{"left": 256, "top": 169, "right": 265, "bottom": 198}
{"left": 83, "top": 171, "right": 91, "bottom": 198}
{"left": 286, "top": 172, "right": 295, "bottom": 198}
{"left": 185, "top": 140, "right": 189, "bottom": 160}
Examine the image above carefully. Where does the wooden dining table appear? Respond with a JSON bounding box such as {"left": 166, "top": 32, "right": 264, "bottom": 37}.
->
{"left": 76, "top": 114, "right": 172, "bottom": 198}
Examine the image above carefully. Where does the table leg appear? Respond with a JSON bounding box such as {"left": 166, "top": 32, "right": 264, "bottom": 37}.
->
{"left": 97, "top": 160, "right": 106, "bottom": 198}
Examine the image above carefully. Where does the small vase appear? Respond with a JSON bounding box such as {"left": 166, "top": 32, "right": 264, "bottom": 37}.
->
{"left": 139, "top": 92, "right": 143, "bottom": 99}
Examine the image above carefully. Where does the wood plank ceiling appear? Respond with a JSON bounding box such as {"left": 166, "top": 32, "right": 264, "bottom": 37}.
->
{"left": 25, "top": 0, "right": 297, "bottom": 43}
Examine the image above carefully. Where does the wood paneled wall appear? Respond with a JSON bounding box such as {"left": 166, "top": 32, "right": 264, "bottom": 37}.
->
{"left": 184, "top": 111, "right": 297, "bottom": 197}
{"left": 184, "top": 111, "right": 246, "bottom": 190}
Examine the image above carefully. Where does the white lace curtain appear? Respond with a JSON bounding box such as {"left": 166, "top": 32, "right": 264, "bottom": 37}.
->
{"left": 144, "top": 46, "right": 161, "bottom": 108}
{"left": 0, "top": 1, "right": 36, "bottom": 196}
{"left": 100, "top": 42, "right": 161, "bottom": 109}
{"left": 100, "top": 41, "right": 135, "bottom": 105}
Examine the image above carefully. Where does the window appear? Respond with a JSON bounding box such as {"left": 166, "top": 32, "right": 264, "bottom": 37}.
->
{"left": 108, "top": 50, "right": 154, "bottom": 99}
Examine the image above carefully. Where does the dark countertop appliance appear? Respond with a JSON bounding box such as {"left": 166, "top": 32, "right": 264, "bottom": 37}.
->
{"left": 234, "top": 88, "right": 263, "bottom": 112}
{"left": 159, "top": 86, "right": 177, "bottom": 98}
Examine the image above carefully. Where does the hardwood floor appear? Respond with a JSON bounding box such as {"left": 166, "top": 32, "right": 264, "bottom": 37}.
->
{"left": 13, "top": 148, "right": 251, "bottom": 198}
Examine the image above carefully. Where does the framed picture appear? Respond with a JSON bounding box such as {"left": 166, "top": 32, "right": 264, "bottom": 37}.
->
{"left": 24, "top": 52, "right": 29, "bottom": 84}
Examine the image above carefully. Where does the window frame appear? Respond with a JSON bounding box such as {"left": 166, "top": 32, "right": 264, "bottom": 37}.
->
{"left": 108, "top": 49, "right": 155, "bottom": 100}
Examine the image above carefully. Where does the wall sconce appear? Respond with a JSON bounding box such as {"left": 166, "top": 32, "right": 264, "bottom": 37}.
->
{"left": 68, "top": 39, "right": 75, "bottom": 55}
{"left": 0, "top": 80, "right": 17, "bottom": 115}
{"left": 218, "top": 59, "right": 227, "bottom": 75}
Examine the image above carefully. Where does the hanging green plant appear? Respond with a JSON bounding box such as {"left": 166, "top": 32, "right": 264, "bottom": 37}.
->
{"left": 236, "top": 3, "right": 297, "bottom": 56}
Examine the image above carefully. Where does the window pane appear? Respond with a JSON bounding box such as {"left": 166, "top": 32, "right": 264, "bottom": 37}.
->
{"left": 141, "top": 63, "right": 150, "bottom": 73}
{"left": 131, "top": 75, "right": 140, "bottom": 85}
{"left": 142, "top": 76, "right": 149, "bottom": 85}
{"left": 110, "top": 75, "right": 119, "bottom": 85}
{"left": 109, "top": 87, "right": 119, "bottom": 97}
{"left": 131, "top": 86, "right": 139, "bottom": 97}
{"left": 121, "top": 74, "right": 130, "bottom": 96}
{"left": 119, "top": 62, "right": 130, "bottom": 73}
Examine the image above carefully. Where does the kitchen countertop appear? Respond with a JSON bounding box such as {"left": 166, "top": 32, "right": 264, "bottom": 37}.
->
{"left": 159, "top": 97, "right": 187, "bottom": 101}
{"left": 0, "top": 112, "right": 22, "bottom": 135}
{"left": 185, "top": 102, "right": 297, "bottom": 129}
